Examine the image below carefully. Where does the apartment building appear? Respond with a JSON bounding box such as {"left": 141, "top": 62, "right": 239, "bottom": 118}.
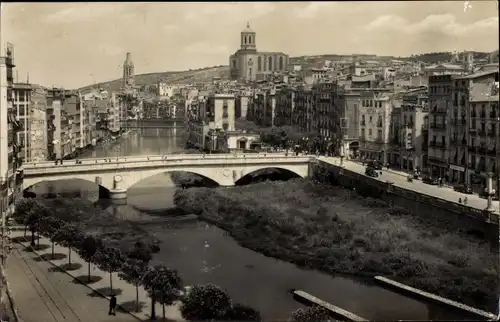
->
{"left": 27, "top": 86, "right": 48, "bottom": 162}
{"left": 465, "top": 72, "right": 499, "bottom": 191}
{"left": 46, "top": 88, "right": 71, "bottom": 160}
{"left": 108, "top": 93, "right": 121, "bottom": 133}
{"left": 358, "top": 92, "right": 393, "bottom": 163}
{"left": 292, "top": 86, "right": 313, "bottom": 134}
{"left": 0, "top": 43, "right": 22, "bottom": 214}
{"left": 427, "top": 75, "right": 453, "bottom": 178}
{"left": 389, "top": 89, "right": 429, "bottom": 171}
{"left": 311, "top": 82, "right": 346, "bottom": 155}
{"left": 12, "top": 83, "right": 31, "bottom": 162}
{"left": 274, "top": 88, "right": 294, "bottom": 127}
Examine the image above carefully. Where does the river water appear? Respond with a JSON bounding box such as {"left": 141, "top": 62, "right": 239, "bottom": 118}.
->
{"left": 29, "top": 127, "right": 476, "bottom": 321}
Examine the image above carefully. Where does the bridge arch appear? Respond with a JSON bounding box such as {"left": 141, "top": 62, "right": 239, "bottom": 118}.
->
{"left": 235, "top": 165, "right": 307, "bottom": 183}
{"left": 235, "top": 166, "right": 304, "bottom": 185}
{"left": 23, "top": 176, "right": 112, "bottom": 199}
{"left": 119, "top": 167, "right": 230, "bottom": 190}
{"left": 128, "top": 170, "right": 220, "bottom": 190}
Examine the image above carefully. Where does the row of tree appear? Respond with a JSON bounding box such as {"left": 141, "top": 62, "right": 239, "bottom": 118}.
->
{"left": 13, "top": 198, "right": 337, "bottom": 321}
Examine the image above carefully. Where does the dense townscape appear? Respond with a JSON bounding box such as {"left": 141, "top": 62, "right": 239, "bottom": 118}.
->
{"left": 0, "top": 5, "right": 499, "bottom": 322}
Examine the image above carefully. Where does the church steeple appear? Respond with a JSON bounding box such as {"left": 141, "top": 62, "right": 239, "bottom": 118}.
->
{"left": 240, "top": 22, "right": 256, "bottom": 51}
{"left": 123, "top": 52, "right": 135, "bottom": 89}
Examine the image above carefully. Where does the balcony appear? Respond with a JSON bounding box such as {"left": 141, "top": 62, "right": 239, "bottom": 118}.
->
{"left": 433, "top": 108, "right": 447, "bottom": 115}
{"left": 360, "top": 121, "right": 366, "bottom": 126}
{"left": 471, "top": 112, "right": 477, "bottom": 118}
{"left": 429, "top": 141, "right": 446, "bottom": 149}
{"left": 478, "top": 130, "right": 487, "bottom": 137}
{"left": 490, "top": 111, "right": 497, "bottom": 119}
{"left": 469, "top": 128, "right": 477, "bottom": 133}
{"left": 488, "top": 130, "right": 497, "bottom": 137}
{"left": 430, "top": 123, "right": 446, "bottom": 130}
{"left": 487, "top": 148, "right": 497, "bottom": 157}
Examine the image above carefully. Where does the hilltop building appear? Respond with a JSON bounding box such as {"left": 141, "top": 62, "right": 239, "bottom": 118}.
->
{"left": 229, "top": 23, "right": 289, "bottom": 82}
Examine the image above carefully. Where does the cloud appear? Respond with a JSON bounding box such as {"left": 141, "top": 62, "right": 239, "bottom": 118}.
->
{"left": 182, "top": 42, "right": 229, "bottom": 55}
{"left": 42, "top": 4, "right": 124, "bottom": 24}
{"left": 366, "top": 14, "right": 498, "bottom": 37}
{"left": 293, "top": 2, "right": 334, "bottom": 19}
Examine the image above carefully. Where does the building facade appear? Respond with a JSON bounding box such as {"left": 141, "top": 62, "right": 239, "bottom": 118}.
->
{"left": 0, "top": 43, "right": 22, "bottom": 215}
{"left": 427, "top": 75, "right": 453, "bottom": 178}
{"left": 229, "top": 23, "right": 289, "bottom": 81}
{"left": 358, "top": 93, "right": 393, "bottom": 163}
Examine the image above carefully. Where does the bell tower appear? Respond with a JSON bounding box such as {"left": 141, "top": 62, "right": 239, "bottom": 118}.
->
{"left": 240, "top": 22, "right": 256, "bottom": 52}
{"left": 123, "top": 52, "right": 135, "bottom": 89}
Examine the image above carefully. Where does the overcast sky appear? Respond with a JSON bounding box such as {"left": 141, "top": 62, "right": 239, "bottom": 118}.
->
{"left": 2, "top": 1, "right": 498, "bottom": 89}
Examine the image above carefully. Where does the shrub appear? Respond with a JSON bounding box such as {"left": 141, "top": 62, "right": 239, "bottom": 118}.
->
{"left": 180, "top": 284, "right": 232, "bottom": 321}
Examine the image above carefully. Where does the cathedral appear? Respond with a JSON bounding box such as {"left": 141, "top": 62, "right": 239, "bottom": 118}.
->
{"left": 229, "top": 23, "right": 289, "bottom": 81}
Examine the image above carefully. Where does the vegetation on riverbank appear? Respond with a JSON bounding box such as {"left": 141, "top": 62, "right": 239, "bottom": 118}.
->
{"left": 173, "top": 179, "right": 498, "bottom": 311}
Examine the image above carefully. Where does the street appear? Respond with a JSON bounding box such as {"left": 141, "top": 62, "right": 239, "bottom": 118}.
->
{"left": 4, "top": 242, "right": 139, "bottom": 322}
{"left": 319, "top": 157, "right": 500, "bottom": 215}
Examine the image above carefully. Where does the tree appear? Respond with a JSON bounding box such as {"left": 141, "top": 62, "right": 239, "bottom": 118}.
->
{"left": 142, "top": 265, "right": 183, "bottom": 321}
{"left": 118, "top": 242, "right": 152, "bottom": 312}
{"left": 77, "top": 236, "right": 103, "bottom": 283}
{"left": 223, "top": 303, "right": 261, "bottom": 321}
{"left": 154, "top": 265, "right": 183, "bottom": 320}
{"left": 180, "top": 284, "right": 232, "bottom": 321}
{"left": 13, "top": 199, "right": 50, "bottom": 246}
{"left": 290, "top": 306, "right": 334, "bottom": 322}
{"left": 53, "top": 224, "right": 84, "bottom": 266}
{"left": 38, "top": 216, "right": 63, "bottom": 258}
{"left": 94, "top": 246, "right": 124, "bottom": 293}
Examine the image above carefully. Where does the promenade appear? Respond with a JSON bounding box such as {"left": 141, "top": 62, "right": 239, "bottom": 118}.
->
{"left": 6, "top": 229, "right": 184, "bottom": 322}
{"left": 319, "top": 157, "right": 500, "bottom": 215}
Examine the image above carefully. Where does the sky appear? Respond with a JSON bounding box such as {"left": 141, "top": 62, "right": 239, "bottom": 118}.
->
{"left": 1, "top": 1, "right": 499, "bottom": 89}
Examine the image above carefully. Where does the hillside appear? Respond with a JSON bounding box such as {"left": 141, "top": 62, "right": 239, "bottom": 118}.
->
{"left": 79, "top": 65, "right": 229, "bottom": 93}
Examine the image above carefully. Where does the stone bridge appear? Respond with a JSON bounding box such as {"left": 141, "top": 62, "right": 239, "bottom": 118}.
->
{"left": 22, "top": 154, "right": 314, "bottom": 200}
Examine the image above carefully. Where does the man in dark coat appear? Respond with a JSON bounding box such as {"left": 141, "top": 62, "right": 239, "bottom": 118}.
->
{"left": 109, "top": 295, "right": 117, "bottom": 316}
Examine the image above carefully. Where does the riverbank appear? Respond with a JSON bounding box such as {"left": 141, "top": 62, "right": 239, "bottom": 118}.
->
{"left": 173, "top": 179, "right": 498, "bottom": 312}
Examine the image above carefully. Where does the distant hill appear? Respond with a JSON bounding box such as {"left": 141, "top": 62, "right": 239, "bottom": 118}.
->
{"left": 406, "top": 51, "right": 491, "bottom": 64}
{"left": 78, "top": 65, "right": 230, "bottom": 93}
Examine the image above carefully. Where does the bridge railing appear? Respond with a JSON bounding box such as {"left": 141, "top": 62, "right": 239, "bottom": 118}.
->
{"left": 23, "top": 152, "right": 304, "bottom": 168}
{"left": 23, "top": 155, "right": 315, "bottom": 175}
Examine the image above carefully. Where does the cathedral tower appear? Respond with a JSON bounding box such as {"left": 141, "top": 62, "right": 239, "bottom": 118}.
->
{"left": 240, "top": 22, "right": 257, "bottom": 52}
{"left": 123, "top": 52, "right": 135, "bottom": 89}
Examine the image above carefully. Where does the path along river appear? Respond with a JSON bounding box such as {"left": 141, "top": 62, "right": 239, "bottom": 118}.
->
{"left": 29, "top": 126, "right": 474, "bottom": 321}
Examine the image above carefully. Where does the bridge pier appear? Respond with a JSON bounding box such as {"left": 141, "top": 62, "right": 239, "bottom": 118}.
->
{"left": 95, "top": 176, "right": 127, "bottom": 200}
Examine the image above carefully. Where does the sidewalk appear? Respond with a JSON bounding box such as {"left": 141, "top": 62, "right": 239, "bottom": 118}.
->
{"left": 6, "top": 230, "right": 184, "bottom": 322}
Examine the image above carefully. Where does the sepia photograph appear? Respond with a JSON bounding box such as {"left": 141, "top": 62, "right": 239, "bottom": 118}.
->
{"left": 0, "top": 1, "right": 499, "bottom": 321}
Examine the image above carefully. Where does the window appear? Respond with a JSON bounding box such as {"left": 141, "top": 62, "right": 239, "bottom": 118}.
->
{"left": 223, "top": 123, "right": 229, "bottom": 131}
{"left": 258, "top": 56, "right": 262, "bottom": 71}
{"left": 279, "top": 56, "right": 284, "bottom": 70}
{"left": 368, "top": 129, "right": 372, "bottom": 136}
{"left": 268, "top": 58, "right": 272, "bottom": 71}
{"left": 377, "top": 130, "right": 382, "bottom": 140}
{"left": 361, "top": 128, "right": 365, "bottom": 139}
{"left": 369, "top": 116, "right": 373, "bottom": 123}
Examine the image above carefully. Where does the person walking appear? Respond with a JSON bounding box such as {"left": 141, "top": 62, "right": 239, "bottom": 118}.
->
{"left": 109, "top": 295, "right": 117, "bottom": 316}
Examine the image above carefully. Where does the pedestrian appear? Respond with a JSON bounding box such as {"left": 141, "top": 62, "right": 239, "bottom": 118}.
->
{"left": 109, "top": 294, "right": 117, "bottom": 316}
{"left": 464, "top": 197, "right": 468, "bottom": 205}
{"left": 458, "top": 197, "right": 462, "bottom": 204}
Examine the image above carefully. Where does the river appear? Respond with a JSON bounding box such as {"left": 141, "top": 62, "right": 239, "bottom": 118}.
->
{"left": 29, "top": 127, "right": 476, "bottom": 321}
